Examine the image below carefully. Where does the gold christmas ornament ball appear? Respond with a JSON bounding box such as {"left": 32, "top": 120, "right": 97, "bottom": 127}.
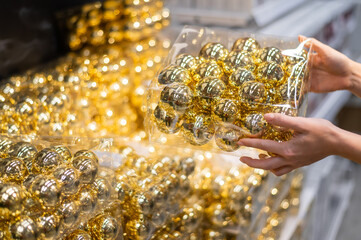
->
{"left": 174, "top": 54, "right": 198, "bottom": 71}
{"left": 258, "top": 47, "right": 284, "bottom": 64}
{"left": 64, "top": 229, "right": 91, "bottom": 240}
{"left": 35, "top": 213, "right": 61, "bottom": 240}
{"left": 272, "top": 104, "right": 297, "bottom": 117}
{"left": 287, "top": 60, "right": 307, "bottom": 79}
{"left": 244, "top": 113, "right": 267, "bottom": 137}
{"left": 158, "top": 65, "right": 192, "bottom": 85}
{"left": 53, "top": 166, "right": 80, "bottom": 195}
{"left": 74, "top": 150, "right": 99, "bottom": 164}
{"left": 194, "top": 60, "right": 223, "bottom": 80}
{"left": 199, "top": 42, "right": 229, "bottom": 62}
{"left": 92, "top": 177, "right": 112, "bottom": 201}
{"left": 256, "top": 62, "right": 285, "bottom": 87}
{"left": 87, "top": 214, "right": 120, "bottom": 240}
{"left": 7, "top": 142, "right": 37, "bottom": 170}
{"left": 32, "top": 148, "right": 61, "bottom": 174}
{"left": 154, "top": 103, "right": 183, "bottom": 134}
{"left": 196, "top": 76, "right": 226, "bottom": 108}
{"left": 279, "top": 82, "right": 301, "bottom": 103}
{"left": 76, "top": 186, "right": 97, "bottom": 213}
{"left": 57, "top": 199, "right": 80, "bottom": 227}
{"left": 30, "top": 175, "right": 61, "bottom": 208}
{"left": 10, "top": 216, "right": 38, "bottom": 240}
{"left": 72, "top": 156, "right": 98, "bottom": 184}
{"left": 239, "top": 81, "right": 266, "bottom": 107}
{"left": 215, "top": 125, "right": 243, "bottom": 152}
{"left": 181, "top": 112, "right": 215, "bottom": 146}
{"left": 0, "top": 137, "right": 14, "bottom": 156}
{"left": 229, "top": 68, "right": 255, "bottom": 88}
{"left": 0, "top": 157, "right": 28, "bottom": 182}
{"left": 223, "top": 50, "right": 255, "bottom": 74}
{"left": 232, "top": 37, "right": 260, "bottom": 55}
{"left": 160, "top": 83, "right": 193, "bottom": 112}
{"left": 51, "top": 145, "right": 72, "bottom": 163}
{"left": 213, "top": 99, "right": 238, "bottom": 123}
{"left": 0, "top": 183, "right": 25, "bottom": 219}
{"left": 285, "top": 49, "right": 308, "bottom": 65}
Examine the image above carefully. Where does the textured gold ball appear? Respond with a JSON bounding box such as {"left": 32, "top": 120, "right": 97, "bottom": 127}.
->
{"left": 215, "top": 125, "right": 243, "bottom": 152}
{"left": 258, "top": 47, "right": 284, "bottom": 64}
{"left": 272, "top": 104, "right": 297, "bottom": 116}
{"left": 35, "top": 213, "right": 61, "bottom": 240}
{"left": 57, "top": 199, "right": 80, "bottom": 227}
{"left": 74, "top": 150, "right": 99, "bottom": 164}
{"left": 196, "top": 76, "right": 226, "bottom": 109}
{"left": 229, "top": 68, "right": 255, "bottom": 88}
{"left": 7, "top": 142, "right": 37, "bottom": 171}
{"left": 232, "top": 37, "right": 260, "bottom": 55}
{"left": 0, "top": 137, "right": 14, "bottom": 156}
{"left": 0, "top": 157, "right": 28, "bottom": 182}
{"left": 279, "top": 82, "right": 301, "bottom": 104}
{"left": 154, "top": 103, "right": 183, "bottom": 134}
{"left": 182, "top": 112, "right": 215, "bottom": 146}
{"left": 76, "top": 186, "right": 97, "bottom": 213}
{"left": 174, "top": 54, "right": 197, "bottom": 71}
{"left": 239, "top": 81, "right": 266, "bottom": 108}
{"left": 53, "top": 166, "right": 80, "bottom": 196}
{"left": 158, "top": 65, "right": 192, "bottom": 85}
{"left": 92, "top": 177, "right": 112, "bottom": 202}
{"left": 244, "top": 113, "right": 267, "bottom": 137}
{"left": 72, "top": 156, "right": 98, "bottom": 184}
{"left": 285, "top": 49, "right": 308, "bottom": 65}
{"left": 88, "top": 214, "right": 120, "bottom": 240}
{"left": 194, "top": 60, "right": 223, "bottom": 80}
{"left": 0, "top": 183, "right": 25, "bottom": 219}
{"left": 287, "top": 60, "right": 307, "bottom": 79}
{"left": 64, "top": 229, "right": 91, "bottom": 240}
{"left": 10, "top": 216, "right": 38, "bottom": 240}
{"left": 160, "top": 83, "right": 193, "bottom": 112}
{"left": 223, "top": 50, "right": 255, "bottom": 74}
{"left": 213, "top": 99, "right": 238, "bottom": 123}
{"left": 30, "top": 175, "right": 61, "bottom": 208}
{"left": 199, "top": 43, "right": 229, "bottom": 62}
{"left": 32, "top": 148, "right": 61, "bottom": 174}
{"left": 256, "top": 62, "right": 285, "bottom": 87}
{"left": 51, "top": 145, "right": 72, "bottom": 163}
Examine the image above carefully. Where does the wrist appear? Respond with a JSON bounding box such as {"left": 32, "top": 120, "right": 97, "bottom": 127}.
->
{"left": 327, "top": 124, "right": 345, "bottom": 157}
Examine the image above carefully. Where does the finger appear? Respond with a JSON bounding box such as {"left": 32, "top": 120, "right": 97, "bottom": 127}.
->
{"left": 298, "top": 35, "right": 328, "bottom": 55}
{"left": 238, "top": 138, "right": 285, "bottom": 155}
{"left": 271, "top": 166, "right": 294, "bottom": 176}
{"left": 240, "top": 156, "right": 288, "bottom": 170}
{"left": 264, "top": 113, "right": 305, "bottom": 131}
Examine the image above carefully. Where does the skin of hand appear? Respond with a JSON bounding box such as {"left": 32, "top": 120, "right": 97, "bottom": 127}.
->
{"left": 299, "top": 35, "right": 361, "bottom": 97}
{"left": 238, "top": 113, "right": 341, "bottom": 176}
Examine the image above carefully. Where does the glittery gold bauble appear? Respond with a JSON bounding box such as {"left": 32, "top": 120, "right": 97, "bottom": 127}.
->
{"left": 125, "top": 219, "right": 152, "bottom": 240}
{"left": 92, "top": 177, "right": 111, "bottom": 201}
{"left": 72, "top": 156, "right": 98, "bottom": 184}
{"left": 213, "top": 99, "right": 238, "bottom": 123}
{"left": 57, "top": 199, "right": 80, "bottom": 227}
{"left": 7, "top": 142, "right": 37, "bottom": 171}
{"left": 215, "top": 125, "right": 243, "bottom": 152}
{"left": 182, "top": 112, "right": 215, "bottom": 146}
{"left": 51, "top": 145, "right": 72, "bottom": 163}
{"left": 53, "top": 166, "right": 80, "bottom": 195}
{"left": 258, "top": 47, "right": 284, "bottom": 64}
{"left": 232, "top": 37, "right": 260, "bottom": 55}
{"left": 0, "top": 157, "right": 28, "bottom": 182}
{"left": 244, "top": 113, "right": 267, "bottom": 137}
{"left": 87, "top": 214, "right": 120, "bottom": 240}
{"left": 64, "top": 229, "right": 92, "bottom": 240}
{"left": 10, "top": 216, "right": 38, "bottom": 240}
{"left": 30, "top": 175, "right": 61, "bottom": 208}
{"left": 199, "top": 43, "right": 229, "bottom": 62}
{"left": 272, "top": 104, "right": 297, "bottom": 117}
{"left": 35, "top": 213, "right": 61, "bottom": 240}
{"left": 154, "top": 103, "right": 182, "bottom": 134}
{"left": 194, "top": 61, "right": 223, "bottom": 81}
{"left": 196, "top": 77, "right": 226, "bottom": 109}
{"left": 171, "top": 55, "right": 196, "bottom": 73}
{"left": 160, "top": 83, "right": 193, "bottom": 112}
{"left": 229, "top": 68, "right": 255, "bottom": 88}
{"left": 158, "top": 65, "right": 192, "bottom": 85}
{"left": 74, "top": 150, "right": 99, "bottom": 164}
{"left": 256, "top": 62, "right": 285, "bottom": 87}
{"left": 0, "top": 224, "right": 11, "bottom": 239}
{"left": 239, "top": 81, "right": 266, "bottom": 108}
{"left": 76, "top": 186, "right": 97, "bottom": 213}
{"left": 32, "top": 148, "right": 61, "bottom": 174}
{"left": 287, "top": 60, "right": 306, "bottom": 79}
{"left": 0, "top": 184, "right": 25, "bottom": 220}
{"left": 0, "top": 137, "right": 14, "bottom": 156}
{"left": 223, "top": 50, "right": 255, "bottom": 74}
{"left": 279, "top": 82, "right": 301, "bottom": 103}
{"left": 285, "top": 49, "right": 308, "bottom": 65}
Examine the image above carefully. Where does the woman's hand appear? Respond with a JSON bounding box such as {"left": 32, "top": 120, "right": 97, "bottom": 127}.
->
{"left": 299, "top": 35, "right": 355, "bottom": 93}
{"left": 238, "top": 113, "right": 340, "bottom": 176}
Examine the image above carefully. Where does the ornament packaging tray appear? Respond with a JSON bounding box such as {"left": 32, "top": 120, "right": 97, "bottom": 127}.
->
{"left": 146, "top": 26, "right": 313, "bottom": 155}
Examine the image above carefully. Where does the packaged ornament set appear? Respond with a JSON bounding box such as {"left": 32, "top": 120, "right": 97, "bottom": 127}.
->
{"left": 147, "top": 26, "right": 313, "bottom": 154}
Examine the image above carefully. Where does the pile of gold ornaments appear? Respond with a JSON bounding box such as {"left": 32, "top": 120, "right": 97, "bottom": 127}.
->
{"left": 63, "top": 0, "right": 170, "bottom": 50}
{"left": 0, "top": 34, "right": 171, "bottom": 139}
{"left": 152, "top": 37, "right": 309, "bottom": 152}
